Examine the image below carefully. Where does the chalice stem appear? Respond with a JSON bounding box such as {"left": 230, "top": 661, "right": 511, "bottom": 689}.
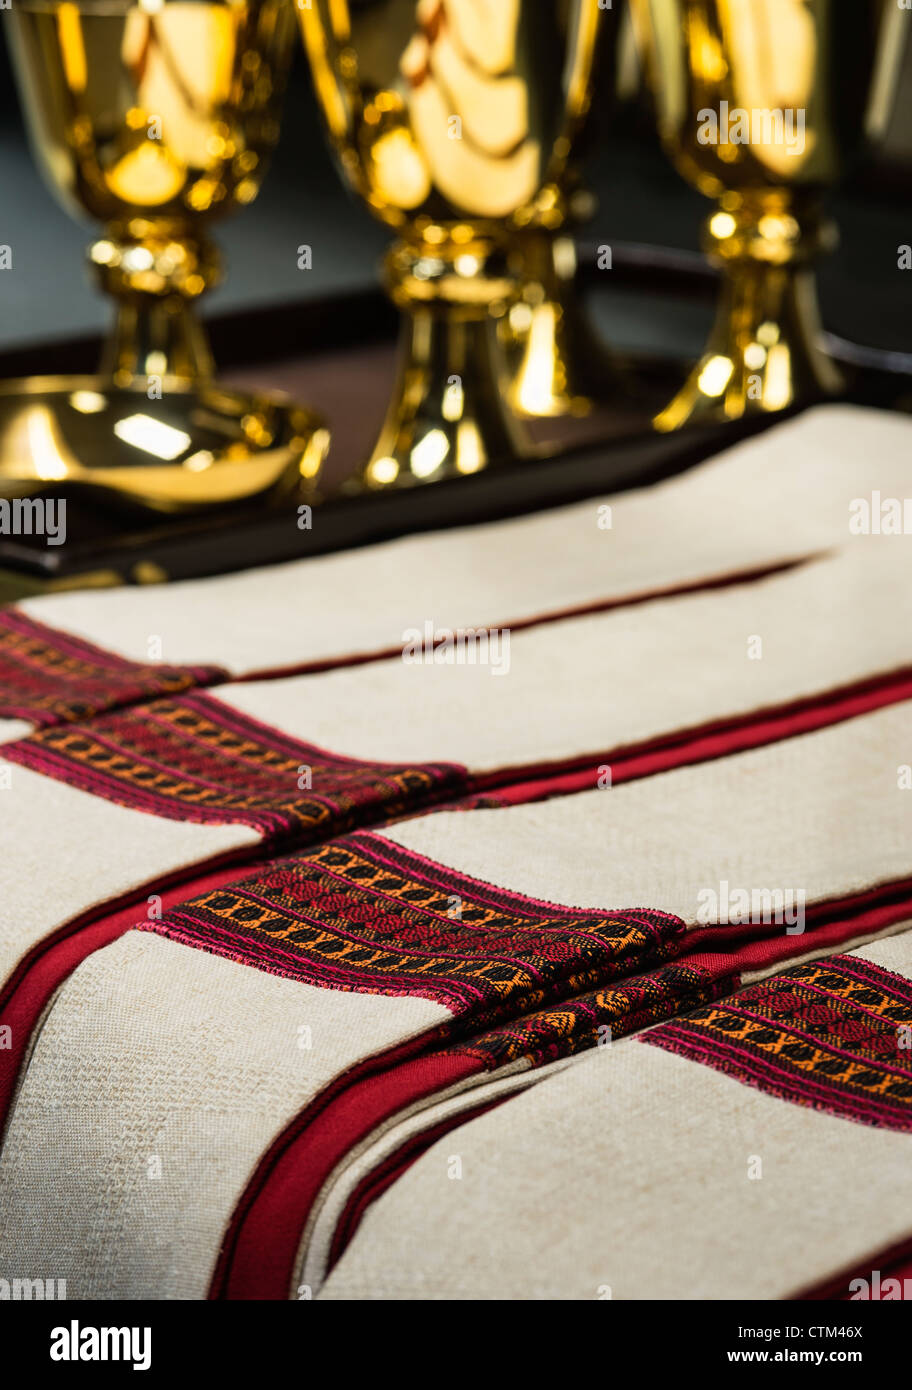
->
{"left": 89, "top": 228, "right": 222, "bottom": 387}
{"left": 719, "top": 257, "right": 840, "bottom": 397}
{"left": 507, "top": 228, "right": 616, "bottom": 417}
{"left": 356, "top": 233, "right": 529, "bottom": 490}
{"left": 365, "top": 303, "right": 525, "bottom": 487}
{"left": 656, "top": 198, "right": 843, "bottom": 430}
{"left": 102, "top": 295, "right": 215, "bottom": 385}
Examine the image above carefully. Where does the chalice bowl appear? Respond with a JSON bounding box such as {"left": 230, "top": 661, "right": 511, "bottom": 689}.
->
{"left": 300, "top": 0, "right": 604, "bottom": 490}
{"left": 0, "top": 0, "right": 328, "bottom": 512}
{"left": 631, "top": 0, "right": 906, "bottom": 430}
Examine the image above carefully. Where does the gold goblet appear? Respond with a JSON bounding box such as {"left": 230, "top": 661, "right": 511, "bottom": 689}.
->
{"left": 299, "top": 0, "right": 604, "bottom": 490}
{"left": 0, "top": 0, "right": 328, "bottom": 512}
{"left": 500, "top": 3, "right": 622, "bottom": 421}
{"left": 631, "top": 0, "right": 906, "bottom": 430}
{"left": 500, "top": 163, "right": 616, "bottom": 422}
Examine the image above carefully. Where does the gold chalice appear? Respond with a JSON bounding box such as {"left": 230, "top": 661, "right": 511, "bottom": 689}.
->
{"left": 631, "top": 0, "right": 907, "bottom": 430}
{"left": 299, "top": 0, "right": 604, "bottom": 490}
{"left": 500, "top": 3, "right": 622, "bottom": 421}
{"left": 0, "top": 0, "right": 328, "bottom": 512}
{"left": 501, "top": 216, "right": 600, "bottom": 420}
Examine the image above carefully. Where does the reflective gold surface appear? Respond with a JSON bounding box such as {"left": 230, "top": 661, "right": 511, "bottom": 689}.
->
{"left": 632, "top": 0, "right": 906, "bottom": 429}
{"left": 300, "top": 0, "right": 605, "bottom": 489}
{"left": 501, "top": 188, "right": 622, "bottom": 419}
{"left": 3, "top": 0, "right": 328, "bottom": 509}
{"left": 0, "top": 376, "right": 328, "bottom": 510}
{"left": 502, "top": 226, "right": 592, "bottom": 419}
{"left": 499, "top": 4, "right": 621, "bottom": 421}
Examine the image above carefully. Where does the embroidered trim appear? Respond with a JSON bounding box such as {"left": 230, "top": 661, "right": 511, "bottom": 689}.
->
{"left": 0, "top": 610, "right": 224, "bottom": 727}
{"left": 645, "top": 954, "right": 912, "bottom": 1131}
{"left": 455, "top": 960, "right": 733, "bottom": 1069}
{"left": 3, "top": 692, "right": 465, "bottom": 848}
{"left": 139, "top": 830, "right": 687, "bottom": 1020}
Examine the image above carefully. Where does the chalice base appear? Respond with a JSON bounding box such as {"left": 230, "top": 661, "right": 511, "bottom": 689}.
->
{"left": 350, "top": 309, "right": 530, "bottom": 493}
{"left": 654, "top": 263, "right": 844, "bottom": 432}
{"left": 504, "top": 290, "right": 633, "bottom": 420}
{"left": 0, "top": 376, "right": 328, "bottom": 513}
{"left": 503, "top": 233, "right": 624, "bottom": 419}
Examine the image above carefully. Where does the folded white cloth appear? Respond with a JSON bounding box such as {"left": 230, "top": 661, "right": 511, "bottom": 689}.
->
{"left": 1, "top": 699, "right": 910, "bottom": 1299}
{"left": 2, "top": 536, "right": 909, "bottom": 996}
{"left": 1, "top": 401, "right": 910, "bottom": 1301}
{"left": 2, "top": 403, "right": 909, "bottom": 744}
{"left": 318, "top": 927, "right": 912, "bottom": 1300}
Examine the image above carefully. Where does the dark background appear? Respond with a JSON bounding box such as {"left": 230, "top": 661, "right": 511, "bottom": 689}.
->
{"left": 0, "top": 24, "right": 910, "bottom": 365}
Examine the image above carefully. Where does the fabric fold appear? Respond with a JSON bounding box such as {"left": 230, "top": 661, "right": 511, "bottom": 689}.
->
{"left": 317, "top": 927, "right": 912, "bottom": 1301}
{"left": 0, "top": 401, "right": 909, "bottom": 1301}
{"left": 2, "top": 403, "right": 909, "bottom": 742}
{"left": 1, "top": 698, "right": 910, "bottom": 1299}
{"left": 3, "top": 538, "right": 910, "bottom": 1001}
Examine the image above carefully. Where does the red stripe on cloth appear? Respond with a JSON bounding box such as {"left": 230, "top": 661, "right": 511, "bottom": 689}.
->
{"left": 310, "top": 887, "right": 912, "bottom": 1285}
{"left": 0, "top": 855, "right": 263, "bottom": 1143}
{"left": 479, "top": 667, "right": 912, "bottom": 805}
{"left": 795, "top": 1233, "right": 912, "bottom": 1300}
{"left": 215, "top": 881, "right": 912, "bottom": 1298}
{"left": 0, "top": 609, "right": 226, "bottom": 727}
{"left": 0, "top": 609, "right": 166, "bottom": 673}
{"left": 644, "top": 951, "right": 912, "bottom": 1134}
{"left": 232, "top": 556, "right": 815, "bottom": 685}
{"left": 1, "top": 557, "right": 813, "bottom": 716}
{"left": 683, "top": 880, "right": 912, "bottom": 978}
{"left": 3, "top": 691, "right": 468, "bottom": 845}
{"left": 327, "top": 1093, "right": 513, "bottom": 1275}
{"left": 210, "top": 1049, "right": 481, "bottom": 1300}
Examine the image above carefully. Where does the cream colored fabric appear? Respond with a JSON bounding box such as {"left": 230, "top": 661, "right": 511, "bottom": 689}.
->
{"left": 3, "top": 703, "right": 910, "bottom": 1300}
{"left": 297, "top": 1052, "right": 578, "bottom": 1295}
{"left": 0, "top": 930, "right": 447, "bottom": 1300}
{"left": 320, "top": 932, "right": 912, "bottom": 1300}
{"left": 382, "top": 699, "right": 912, "bottom": 922}
{"left": 2, "top": 402, "right": 909, "bottom": 1299}
{"left": 299, "top": 925, "right": 912, "bottom": 1295}
{"left": 5, "top": 531, "right": 907, "bottom": 992}
{"left": 299, "top": 916, "right": 912, "bottom": 1294}
{"left": 0, "top": 763, "right": 256, "bottom": 987}
{"left": 856, "top": 931, "right": 912, "bottom": 973}
{"left": 17, "top": 405, "right": 911, "bottom": 680}
{"left": 218, "top": 543, "right": 912, "bottom": 772}
{"left": 0, "top": 718, "right": 31, "bottom": 746}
